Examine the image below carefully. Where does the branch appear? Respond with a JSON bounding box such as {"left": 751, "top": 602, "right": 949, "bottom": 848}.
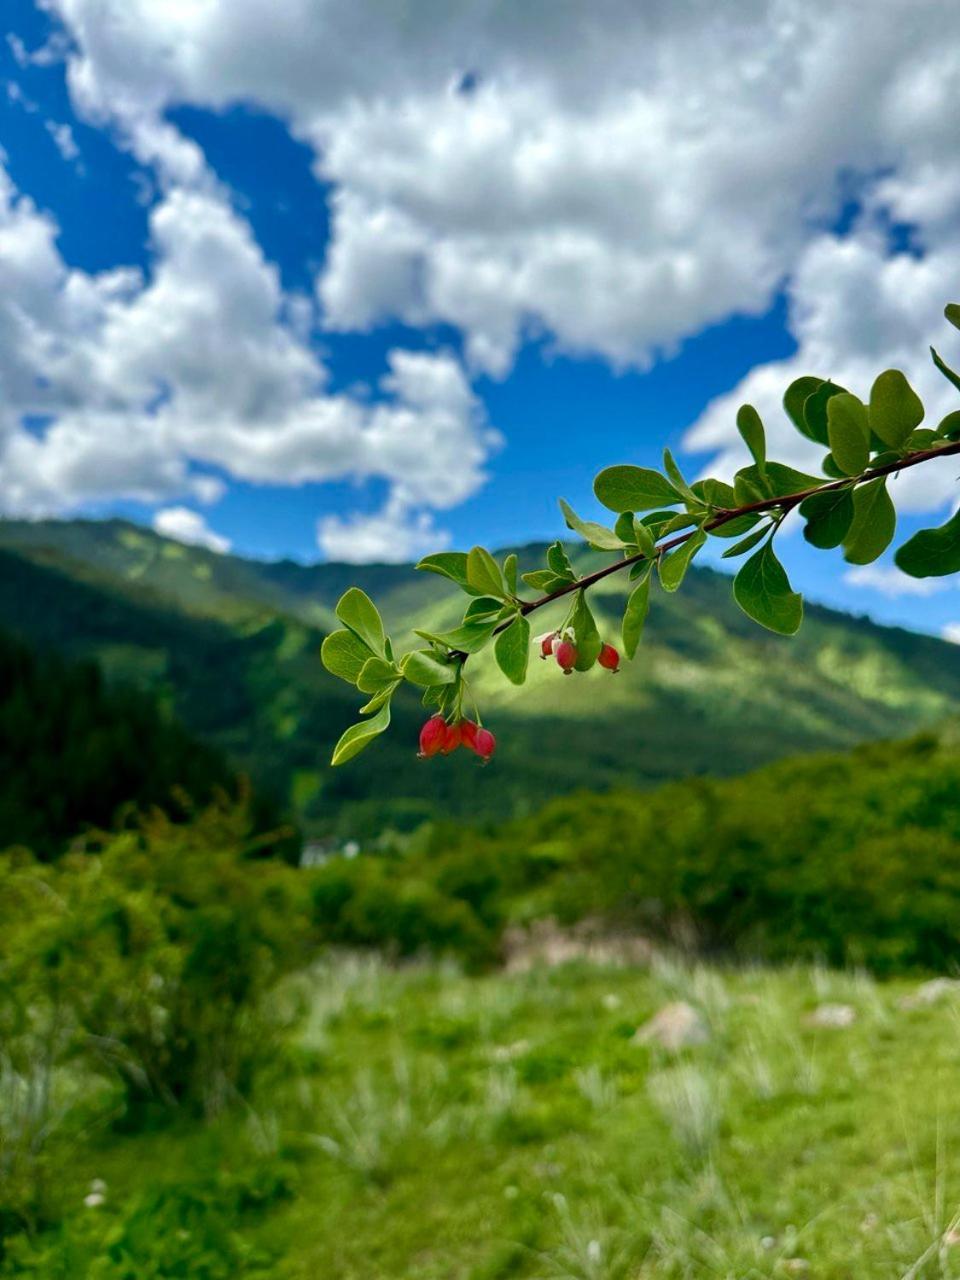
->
{"left": 497, "top": 438, "right": 960, "bottom": 632}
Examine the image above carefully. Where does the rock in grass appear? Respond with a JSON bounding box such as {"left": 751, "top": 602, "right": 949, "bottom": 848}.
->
{"left": 805, "top": 1003, "right": 856, "bottom": 1029}
{"left": 898, "top": 978, "right": 960, "bottom": 1010}
{"left": 633, "top": 1001, "right": 710, "bottom": 1050}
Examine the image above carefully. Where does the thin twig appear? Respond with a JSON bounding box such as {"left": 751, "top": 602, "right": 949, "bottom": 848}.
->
{"left": 454, "top": 438, "right": 960, "bottom": 656}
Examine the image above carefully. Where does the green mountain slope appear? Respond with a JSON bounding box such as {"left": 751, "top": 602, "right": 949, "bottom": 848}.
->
{"left": 2, "top": 517, "right": 960, "bottom": 836}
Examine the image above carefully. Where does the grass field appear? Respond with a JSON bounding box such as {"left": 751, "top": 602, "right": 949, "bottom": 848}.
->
{"left": 14, "top": 951, "right": 960, "bottom": 1279}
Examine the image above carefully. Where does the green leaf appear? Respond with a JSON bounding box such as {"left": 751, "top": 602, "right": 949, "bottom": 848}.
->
{"left": 733, "top": 466, "right": 769, "bottom": 505}
{"left": 559, "top": 498, "right": 627, "bottom": 550}
{"left": 783, "top": 375, "right": 825, "bottom": 437}
{"left": 320, "top": 628, "right": 372, "bottom": 685}
{"left": 331, "top": 702, "right": 392, "bottom": 767}
{"left": 494, "top": 614, "right": 530, "bottom": 685}
{"left": 827, "top": 392, "right": 870, "bottom": 476}
{"left": 463, "top": 595, "right": 505, "bottom": 622}
{"left": 821, "top": 452, "right": 847, "bottom": 479}
{"left": 546, "top": 542, "right": 575, "bottom": 581}
{"left": 710, "top": 512, "right": 762, "bottom": 539}
{"left": 622, "top": 566, "right": 652, "bottom": 658}
{"left": 521, "top": 569, "right": 572, "bottom": 593}
{"left": 869, "top": 370, "right": 924, "bottom": 449}
{"left": 335, "top": 588, "right": 386, "bottom": 657}
{"left": 401, "top": 649, "right": 459, "bottom": 687}
{"left": 356, "top": 656, "right": 400, "bottom": 695}
{"left": 799, "top": 487, "right": 854, "bottom": 550}
{"left": 358, "top": 685, "right": 397, "bottom": 715}
{"left": 414, "top": 621, "right": 499, "bottom": 654}
{"left": 843, "top": 478, "right": 896, "bottom": 565}
{"left": 736, "top": 404, "right": 766, "bottom": 469}
{"left": 896, "top": 509, "right": 960, "bottom": 577}
{"left": 733, "top": 461, "right": 820, "bottom": 506}
{"left": 503, "top": 553, "right": 518, "bottom": 596}
{"left": 416, "top": 552, "right": 471, "bottom": 590}
{"left": 720, "top": 524, "right": 770, "bottom": 559}
{"left": 938, "top": 410, "right": 960, "bottom": 441}
{"left": 931, "top": 346, "right": 960, "bottom": 395}
{"left": 693, "top": 477, "right": 738, "bottom": 509}
{"left": 658, "top": 529, "right": 706, "bottom": 591}
{"left": 466, "top": 546, "right": 506, "bottom": 597}
{"left": 631, "top": 517, "right": 657, "bottom": 556}
{"left": 802, "top": 381, "right": 847, "bottom": 446}
{"left": 569, "top": 591, "right": 602, "bottom": 670}
{"left": 733, "top": 543, "right": 803, "bottom": 636}
{"left": 662, "top": 449, "right": 703, "bottom": 509}
{"left": 614, "top": 512, "right": 637, "bottom": 545}
{"left": 594, "top": 465, "right": 681, "bottom": 513}
{"left": 946, "top": 303, "right": 960, "bottom": 331}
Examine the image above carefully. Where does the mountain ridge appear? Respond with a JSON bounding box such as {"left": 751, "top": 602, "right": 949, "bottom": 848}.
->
{"left": 2, "top": 516, "right": 959, "bottom": 836}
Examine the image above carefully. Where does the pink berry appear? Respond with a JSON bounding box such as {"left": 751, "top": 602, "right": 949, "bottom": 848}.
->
{"left": 442, "top": 721, "right": 463, "bottom": 754}
{"left": 540, "top": 633, "right": 557, "bottom": 659}
{"left": 599, "top": 644, "right": 620, "bottom": 672}
{"left": 418, "top": 715, "right": 447, "bottom": 758}
{"left": 555, "top": 639, "right": 578, "bottom": 674}
{"left": 474, "top": 727, "right": 496, "bottom": 762}
{"left": 459, "top": 719, "right": 479, "bottom": 750}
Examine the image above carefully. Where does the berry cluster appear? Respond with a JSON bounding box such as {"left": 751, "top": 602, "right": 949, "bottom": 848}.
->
{"left": 418, "top": 715, "right": 496, "bottom": 762}
{"left": 539, "top": 633, "right": 620, "bottom": 674}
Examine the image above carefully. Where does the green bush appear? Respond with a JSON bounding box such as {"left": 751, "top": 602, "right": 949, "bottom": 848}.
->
{"left": 306, "top": 732, "right": 960, "bottom": 975}
{"left": 0, "top": 803, "right": 309, "bottom": 1141}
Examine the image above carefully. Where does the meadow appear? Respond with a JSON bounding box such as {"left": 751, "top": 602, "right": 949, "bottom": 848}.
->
{"left": 8, "top": 952, "right": 960, "bottom": 1278}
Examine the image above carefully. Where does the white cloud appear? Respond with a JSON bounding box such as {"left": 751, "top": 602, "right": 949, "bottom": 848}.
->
{"left": 844, "top": 564, "right": 947, "bottom": 599}
{"left": 153, "top": 505, "right": 231, "bottom": 554}
{"left": 45, "top": 120, "right": 80, "bottom": 163}
{"left": 683, "top": 225, "right": 960, "bottom": 515}
{"left": 0, "top": 175, "right": 496, "bottom": 550}
{"left": 40, "top": 0, "right": 960, "bottom": 376}
{"left": 8, "top": 0, "right": 960, "bottom": 553}
{"left": 317, "top": 490, "right": 449, "bottom": 564}
{"left": 942, "top": 622, "right": 960, "bottom": 644}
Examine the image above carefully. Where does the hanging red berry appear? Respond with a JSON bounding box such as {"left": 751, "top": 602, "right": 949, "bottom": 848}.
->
{"left": 598, "top": 643, "right": 621, "bottom": 672}
{"left": 459, "top": 718, "right": 479, "bottom": 750}
{"left": 555, "top": 639, "right": 578, "bottom": 673}
{"left": 418, "top": 714, "right": 447, "bottom": 758}
{"left": 442, "top": 721, "right": 463, "bottom": 754}
{"left": 474, "top": 727, "right": 496, "bottom": 761}
{"left": 540, "top": 632, "right": 557, "bottom": 659}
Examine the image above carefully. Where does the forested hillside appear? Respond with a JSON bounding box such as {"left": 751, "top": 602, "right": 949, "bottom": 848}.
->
{"left": 0, "top": 627, "right": 258, "bottom": 857}
{"left": 4, "top": 518, "right": 960, "bottom": 836}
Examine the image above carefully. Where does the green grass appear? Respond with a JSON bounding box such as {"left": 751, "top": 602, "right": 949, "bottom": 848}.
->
{"left": 17, "top": 954, "right": 960, "bottom": 1278}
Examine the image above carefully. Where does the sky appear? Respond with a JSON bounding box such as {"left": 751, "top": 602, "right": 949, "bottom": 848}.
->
{"left": 2, "top": 1, "right": 960, "bottom": 638}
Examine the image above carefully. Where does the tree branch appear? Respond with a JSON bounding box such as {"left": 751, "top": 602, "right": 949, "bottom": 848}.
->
{"left": 483, "top": 438, "right": 960, "bottom": 638}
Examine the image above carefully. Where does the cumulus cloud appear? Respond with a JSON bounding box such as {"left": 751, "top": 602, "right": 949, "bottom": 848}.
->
{"left": 10, "top": 0, "right": 960, "bottom": 553}
{"left": 844, "top": 564, "right": 947, "bottom": 599}
{"left": 153, "top": 506, "right": 231, "bottom": 554}
{"left": 0, "top": 171, "right": 496, "bottom": 552}
{"left": 942, "top": 622, "right": 960, "bottom": 644}
{"left": 684, "top": 225, "right": 960, "bottom": 514}
{"left": 41, "top": 0, "right": 960, "bottom": 377}
{"left": 317, "top": 490, "right": 449, "bottom": 563}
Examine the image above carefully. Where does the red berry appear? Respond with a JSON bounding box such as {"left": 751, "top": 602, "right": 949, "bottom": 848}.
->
{"left": 540, "top": 633, "right": 557, "bottom": 659}
{"left": 442, "top": 721, "right": 463, "bottom": 754}
{"left": 459, "top": 718, "right": 479, "bottom": 749}
{"left": 599, "top": 644, "right": 620, "bottom": 672}
{"left": 555, "top": 639, "right": 578, "bottom": 673}
{"left": 418, "top": 714, "right": 447, "bottom": 758}
{"left": 474, "top": 727, "right": 496, "bottom": 761}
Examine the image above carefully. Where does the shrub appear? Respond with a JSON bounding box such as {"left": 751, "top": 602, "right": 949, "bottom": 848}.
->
{"left": 0, "top": 802, "right": 309, "bottom": 1143}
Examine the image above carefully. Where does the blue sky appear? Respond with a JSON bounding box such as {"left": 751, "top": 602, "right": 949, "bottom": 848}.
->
{"left": 3, "top": 0, "right": 960, "bottom": 638}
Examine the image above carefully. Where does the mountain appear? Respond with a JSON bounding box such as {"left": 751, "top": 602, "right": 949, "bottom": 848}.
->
{"left": 2, "top": 516, "right": 960, "bottom": 837}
